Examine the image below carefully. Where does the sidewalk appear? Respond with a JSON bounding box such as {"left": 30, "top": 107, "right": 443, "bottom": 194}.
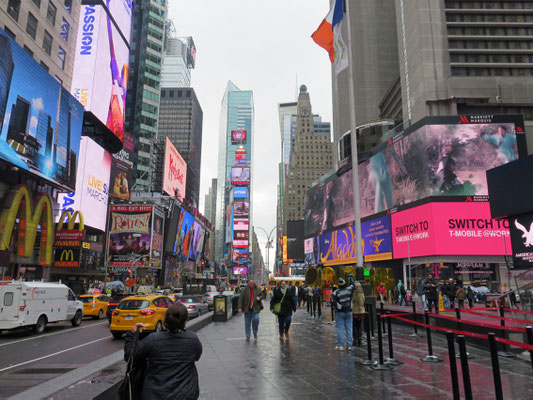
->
{"left": 196, "top": 306, "right": 533, "bottom": 400}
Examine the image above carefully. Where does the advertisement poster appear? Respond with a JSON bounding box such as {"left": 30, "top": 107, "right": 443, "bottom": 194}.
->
{"left": 231, "top": 130, "right": 247, "bottom": 144}
{"left": 318, "top": 225, "right": 358, "bottom": 266}
{"left": 225, "top": 204, "right": 233, "bottom": 244}
{"left": 233, "top": 240, "right": 248, "bottom": 249}
{"left": 105, "top": 0, "right": 133, "bottom": 44}
{"left": 173, "top": 208, "right": 194, "bottom": 261}
{"left": 233, "top": 187, "right": 248, "bottom": 199}
{"left": 0, "top": 29, "right": 83, "bottom": 191}
{"left": 231, "top": 167, "right": 250, "bottom": 185}
{"left": 215, "top": 297, "right": 226, "bottom": 315}
{"left": 108, "top": 205, "right": 153, "bottom": 267}
{"left": 109, "top": 132, "right": 134, "bottom": 200}
{"left": 287, "top": 220, "right": 304, "bottom": 261}
{"left": 234, "top": 200, "right": 250, "bottom": 218}
{"left": 163, "top": 137, "right": 187, "bottom": 201}
{"left": 233, "top": 266, "right": 247, "bottom": 275}
{"left": 391, "top": 202, "right": 511, "bottom": 258}
{"left": 71, "top": 4, "right": 130, "bottom": 142}
{"left": 509, "top": 213, "right": 533, "bottom": 268}
{"left": 233, "top": 219, "right": 249, "bottom": 231}
{"left": 57, "top": 137, "right": 111, "bottom": 231}
{"left": 151, "top": 210, "right": 164, "bottom": 266}
{"left": 304, "top": 238, "right": 314, "bottom": 255}
{"left": 189, "top": 221, "right": 204, "bottom": 260}
{"left": 304, "top": 237, "right": 320, "bottom": 265}
{"left": 362, "top": 216, "right": 392, "bottom": 262}
{"left": 233, "top": 249, "right": 248, "bottom": 263}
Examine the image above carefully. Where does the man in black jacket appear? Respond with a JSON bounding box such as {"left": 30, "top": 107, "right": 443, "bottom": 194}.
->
{"left": 424, "top": 274, "right": 439, "bottom": 314}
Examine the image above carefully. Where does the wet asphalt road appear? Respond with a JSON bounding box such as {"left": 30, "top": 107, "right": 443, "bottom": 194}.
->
{"left": 0, "top": 317, "right": 123, "bottom": 399}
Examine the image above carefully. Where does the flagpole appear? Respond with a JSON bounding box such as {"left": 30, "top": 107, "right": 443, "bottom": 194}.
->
{"left": 343, "top": 1, "right": 364, "bottom": 274}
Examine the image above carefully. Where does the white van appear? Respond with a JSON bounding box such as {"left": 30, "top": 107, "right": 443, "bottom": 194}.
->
{"left": 0, "top": 281, "right": 84, "bottom": 334}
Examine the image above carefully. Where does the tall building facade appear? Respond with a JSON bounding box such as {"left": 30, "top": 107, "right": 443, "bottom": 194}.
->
{"left": 215, "top": 81, "right": 254, "bottom": 271}
{"left": 161, "top": 36, "right": 195, "bottom": 88}
{"left": 203, "top": 178, "right": 217, "bottom": 227}
{"left": 127, "top": 0, "right": 166, "bottom": 191}
{"left": 283, "top": 85, "right": 333, "bottom": 229}
{"left": 158, "top": 87, "right": 203, "bottom": 206}
{"left": 1, "top": 0, "right": 81, "bottom": 89}
{"left": 251, "top": 228, "right": 265, "bottom": 282}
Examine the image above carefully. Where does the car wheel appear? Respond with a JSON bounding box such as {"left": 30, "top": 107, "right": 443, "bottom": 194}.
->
{"left": 71, "top": 310, "right": 82, "bottom": 327}
{"left": 98, "top": 309, "right": 104, "bottom": 320}
{"left": 111, "top": 331, "right": 123, "bottom": 339}
{"left": 34, "top": 315, "right": 47, "bottom": 334}
{"left": 155, "top": 321, "right": 163, "bottom": 332}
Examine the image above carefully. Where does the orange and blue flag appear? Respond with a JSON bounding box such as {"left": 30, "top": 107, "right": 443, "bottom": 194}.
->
{"left": 311, "top": 0, "right": 345, "bottom": 62}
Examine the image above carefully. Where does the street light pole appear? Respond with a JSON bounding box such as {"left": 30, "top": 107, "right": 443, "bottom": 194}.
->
{"left": 256, "top": 226, "right": 276, "bottom": 284}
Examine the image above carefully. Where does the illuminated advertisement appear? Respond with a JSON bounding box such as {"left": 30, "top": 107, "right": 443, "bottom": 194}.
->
{"left": 231, "top": 130, "right": 247, "bottom": 144}
{"left": 105, "top": 0, "right": 133, "bottom": 44}
{"left": 304, "top": 237, "right": 320, "bottom": 265}
{"left": 71, "top": 4, "right": 130, "bottom": 142}
{"left": 391, "top": 202, "right": 511, "bottom": 258}
{"left": 509, "top": 213, "right": 533, "bottom": 268}
{"left": 0, "top": 29, "right": 83, "bottom": 191}
{"left": 163, "top": 137, "right": 187, "bottom": 201}
{"left": 233, "top": 240, "right": 249, "bottom": 249}
{"left": 233, "top": 249, "right": 248, "bottom": 263}
{"left": 318, "top": 225, "right": 359, "bottom": 266}
{"left": 304, "top": 238, "right": 314, "bottom": 255}
{"left": 189, "top": 221, "right": 205, "bottom": 260}
{"left": 108, "top": 205, "right": 153, "bottom": 267}
{"left": 109, "top": 132, "right": 134, "bottom": 200}
{"left": 362, "top": 216, "right": 392, "bottom": 262}
{"left": 235, "top": 150, "right": 247, "bottom": 164}
{"left": 234, "top": 199, "right": 250, "bottom": 218}
{"left": 151, "top": 209, "right": 164, "bottom": 266}
{"left": 233, "top": 219, "right": 249, "bottom": 231}
{"left": 174, "top": 208, "right": 194, "bottom": 261}
{"left": 233, "top": 187, "right": 248, "bottom": 199}
{"left": 233, "top": 266, "right": 248, "bottom": 275}
{"left": 234, "top": 231, "right": 249, "bottom": 241}
{"left": 225, "top": 204, "right": 233, "bottom": 244}
{"left": 282, "top": 236, "right": 288, "bottom": 263}
{"left": 56, "top": 137, "right": 111, "bottom": 231}
{"left": 231, "top": 167, "right": 250, "bottom": 185}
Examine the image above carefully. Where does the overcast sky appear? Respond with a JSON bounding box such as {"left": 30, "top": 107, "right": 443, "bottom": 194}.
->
{"left": 168, "top": 0, "right": 333, "bottom": 267}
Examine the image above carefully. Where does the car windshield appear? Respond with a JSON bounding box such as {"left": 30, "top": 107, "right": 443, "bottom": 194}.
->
{"left": 80, "top": 297, "right": 93, "bottom": 303}
{"left": 119, "top": 300, "right": 150, "bottom": 310}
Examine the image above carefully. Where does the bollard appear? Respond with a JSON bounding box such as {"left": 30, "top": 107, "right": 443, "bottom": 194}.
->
{"left": 385, "top": 315, "right": 402, "bottom": 365}
{"left": 380, "top": 302, "right": 387, "bottom": 335}
{"left": 307, "top": 294, "right": 311, "bottom": 313}
{"left": 498, "top": 305, "right": 516, "bottom": 358}
{"left": 361, "top": 311, "right": 377, "bottom": 366}
{"left": 455, "top": 307, "right": 474, "bottom": 359}
{"left": 526, "top": 326, "right": 533, "bottom": 374}
{"left": 312, "top": 296, "right": 317, "bottom": 318}
{"left": 457, "top": 335, "right": 473, "bottom": 400}
{"left": 488, "top": 333, "right": 504, "bottom": 400}
{"left": 420, "top": 312, "right": 442, "bottom": 363}
{"left": 445, "top": 332, "right": 460, "bottom": 400}
{"left": 330, "top": 301, "right": 335, "bottom": 324}
{"left": 370, "top": 304, "right": 375, "bottom": 338}
{"left": 410, "top": 301, "right": 421, "bottom": 337}
{"left": 318, "top": 295, "right": 322, "bottom": 318}
{"left": 370, "top": 310, "right": 393, "bottom": 370}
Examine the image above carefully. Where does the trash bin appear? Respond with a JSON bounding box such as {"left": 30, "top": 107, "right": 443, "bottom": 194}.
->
{"left": 232, "top": 295, "right": 239, "bottom": 315}
{"left": 213, "top": 295, "right": 233, "bottom": 321}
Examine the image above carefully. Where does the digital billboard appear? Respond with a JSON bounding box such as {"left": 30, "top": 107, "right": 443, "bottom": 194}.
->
{"left": 233, "top": 219, "right": 249, "bottom": 231}
{"left": 231, "top": 167, "right": 250, "bottom": 185}
{"left": 318, "top": 225, "right": 358, "bottom": 266}
{"left": 287, "top": 220, "right": 304, "bottom": 261}
{"left": 391, "top": 202, "right": 511, "bottom": 258}
{"left": 233, "top": 186, "right": 248, "bottom": 199}
{"left": 56, "top": 137, "right": 111, "bottom": 231}
{"left": 108, "top": 205, "right": 153, "bottom": 267}
{"left": 174, "top": 208, "right": 194, "bottom": 261}
{"left": 235, "top": 150, "right": 247, "bottom": 164}
{"left": 231, "top": 130, "right": 247, "bottom": 144}
{"left": 225, "top": 204, "right": 233, "bottom": 244}
{"left": 362, "top": 216, "right": 392, "bottom": 262}
{"left": 509, "top": 213, "right": 533, "bottom": 268}
{"left": 109, "top": 131, "right": 134, "bottom": 200}
{"left": 233, "top": 266, "right": 248, "bottom": 275}
{"left": 105, "top": 0, "right": 133, "bottom": 45}
{"left": 163, "top": 137, "right": 187, "bottom": 201}
{"left": 151, "top": 209, "right": 164, "bottom": 266}
{"left": 234, "top": 231, "right": 249, "bottom": 241}
{"left": 189, "top": 221, "right": 205, "bottom": 260}
{"left": 234, "top": 199, "right": 250, "bottom": 218}
{"left": 233, "top": 249, "right": 248, "bottom": 263}
{"left": 0, "top": 29, "right": 83, "bottom": 191}
{"left": 71, "top": 4, "right": 130, "bottom": 142}
{"left": 233, "top": 240, "right": 248, "bottom": 249}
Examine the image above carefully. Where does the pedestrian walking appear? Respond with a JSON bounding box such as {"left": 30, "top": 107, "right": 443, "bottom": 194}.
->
{"left": 456, "top": 285, "right": 466, "bottom": 309}
{"left": 352, "top": 280, "right": 365, "bottom": 347}
{"left": 270, "top": 281, "right": 297, "bottom": 340}
{"left": 416, "top": 278, "right": 426, "bottom": 310}
{"left": 123, "top": 303, "right": 202, "bottom": 400}
{"left": 238, "top": 279, "right": 266, "bottom": 341}
{"left": 398, "top": 280, "right": 407, "bottom": 306}
{"left": 393, "top": 286, "right": 399, "bottom": 304}
{"left": 442, "top": 282, "right": 450, "bottom": 309}
{"left": 509, "top": 290, "right": 520, "bottom": 310}
{"left": 448, "top": 280, "right": 456, "bottom": 310}
{"left": 377, "top": 282, "right": 386, "bottom": 302}
{"left": 331, "top": 274, "right": 356, "bottom": 351}
{"left": 293, "top": 282, "right": 299, "bottom": 306}
{"left": 466, "top": 287, "right": 475, "bottom": 308}
{"left": 425, "top": 274, "right": 439, "bottom": 313}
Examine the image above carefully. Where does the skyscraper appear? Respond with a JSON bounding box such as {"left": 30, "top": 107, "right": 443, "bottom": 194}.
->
{"left": 161, "top": 36, "right": 195, "bottom": 88}
{"left": 215, "top": 81, "right": 254, "bottom": 268}
{"left": 203, "top": 178, "right": 217, "bottom": 228}
{"left": 127, "top": 0, "right": 167, "bottom": 191}
{"left": 0, "top": 35, "right": 13, "bottom": 134}
{"left": 158, "top": 87, "right": 203, "bottom": 206}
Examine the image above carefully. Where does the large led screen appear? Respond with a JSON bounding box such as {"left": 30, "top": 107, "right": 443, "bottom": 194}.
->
{"left": 105, "top": 0, "right": 133, "bottom": 44}
{"left": 151, "top": 209, "right": 164, "bottom": 265}
{"left": 0, "top": 29, "right": 83, "bottom": 191}
{"left": 362, "top": 216, "right": 392, "bottom": 262}
{"left": 234, "top": 199, "right": 250, "bottom": 218}
{"left": 231, "top": 167, "right": 250, "bottom": 185}
{"left": 174, "top": 208, "right": 194, "bottom": 261}
{"left": 391, "top": 202, "right": 511, "bottom": 258}
{"left": 233, "top": 266, "right": 248, "bottom": 275}
{"left": 231, "top": 130, "right": 247, "bottom": 144}
{"left": 163, "top": 137, "right": 187, "bottom": 201}
{"left": 318, "top": 225, "right": 358, "bottom": 266}
{"left": 108, "top": 205, "right": 153, "bottom": 267}
{"left": 71, "top": 4, "right": 130, "bottom": 142}
{"left": 233, "top": 186, "right": 248, "bottom": 199}
{"left": 509, "top": 212, "right": 533, "bottom": 268}
{"left": 56, "top": 137, "right": 111, "bottom": 231}
{"left": 189, "top": 221, "right": 205, "bottom": 260}
{"left": 109, "top": 131, "right": 134, "bottom": 200}
{"left": 233, "top": 249, "right": 248, "bottom": 263}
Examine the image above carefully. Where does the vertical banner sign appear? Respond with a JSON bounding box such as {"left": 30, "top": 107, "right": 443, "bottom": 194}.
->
{"left": 109, "top": 132, "right": 134, "bottom": 200}
{"left": 151, "top": 208, "right": 164, "bottom": 268}
{"left": 509, "top": 213, "right": 533, "bottom": 268}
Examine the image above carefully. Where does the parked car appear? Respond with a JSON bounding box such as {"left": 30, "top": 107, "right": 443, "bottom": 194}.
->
{"left": 175, "top": 296, "right": 209, "bottom": 319}
{"left": 109, "top": 295, "right": 173, "bottom": 339}
{"left": 80, "top": 294, "right": 110, "bottom": 320}
{"left": 203, "top": 292, "right": 219, "bottom": 310}
{"left": 106, "top": 293, "right": 135, "bottom": 322}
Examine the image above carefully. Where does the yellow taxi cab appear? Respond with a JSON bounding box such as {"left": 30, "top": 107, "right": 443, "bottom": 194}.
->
{"left": 80, "top": 294, "right": 110, "bottom": 320}
{"left": 109, "top": 295, "right": 173, "bottom": 339}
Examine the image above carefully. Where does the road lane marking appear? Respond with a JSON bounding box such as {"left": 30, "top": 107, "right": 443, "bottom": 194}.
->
{"left": 0, "top": 336, "right": 110, "bottom": 373}
{"left": 0, "top": 321, "right": 108, "bottom": 347}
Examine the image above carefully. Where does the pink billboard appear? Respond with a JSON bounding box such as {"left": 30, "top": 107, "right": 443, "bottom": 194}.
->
{"left": 391, "top": 202, "right": 511, "bottom": 258}
{"left": 163, "top": 137, "right": 187, "bottom": 201}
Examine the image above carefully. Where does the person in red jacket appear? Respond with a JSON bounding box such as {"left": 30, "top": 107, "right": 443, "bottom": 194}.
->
{"left": 377, "top": 282, "right": 386, "bottom": 302}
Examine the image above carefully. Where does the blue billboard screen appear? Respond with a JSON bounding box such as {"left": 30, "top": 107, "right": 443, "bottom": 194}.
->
{"left": 234, "top": 186, "right": 248, "bottom": 199}
{"left": 174, "top": 209, "right": 195, "bottom": 261}
{"left": 0, "top": 29, "right": 83, "bottom": 191}
{"left": 362, "top": 215, "right": 392, "bottom": 261}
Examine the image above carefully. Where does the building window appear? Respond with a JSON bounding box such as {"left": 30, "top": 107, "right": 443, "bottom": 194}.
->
{"left": 4, "top": 26, "right": 16, "bottom": 40}
{"left": 32, "top": 0, "right": 41, "bottom": 8}
{"left": 23, "top": 45, "right": 33, "bottom": 56}
{"left": 40, "top": 61, "right": 49, "bottom": 71}
{"left": 47, "top": 2, "right": 57, "bottom": 25}
{"left": 7, "top": 0, "right": 20, "bottom": 21}
{"left": 57, "top": 46, "right": 66, "bottom": 69}
{"left": 61, "top": 18, "right": 69, "bottom": 41}
{"left": 64, "top": 0, "right": 72, "bottom": 13}
{"left": 43, "top": 30, "right": 53, "bottom": 55}
{"left": 26, "top": 12, "right": 38, "bottom": 40}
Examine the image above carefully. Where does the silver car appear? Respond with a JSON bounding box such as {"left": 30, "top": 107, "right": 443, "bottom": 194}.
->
{"left": 203, "top": 292, "right": 219, "bottom": 310}
{"left": 176, "top": 296, "right": 209, "bottom": 318}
